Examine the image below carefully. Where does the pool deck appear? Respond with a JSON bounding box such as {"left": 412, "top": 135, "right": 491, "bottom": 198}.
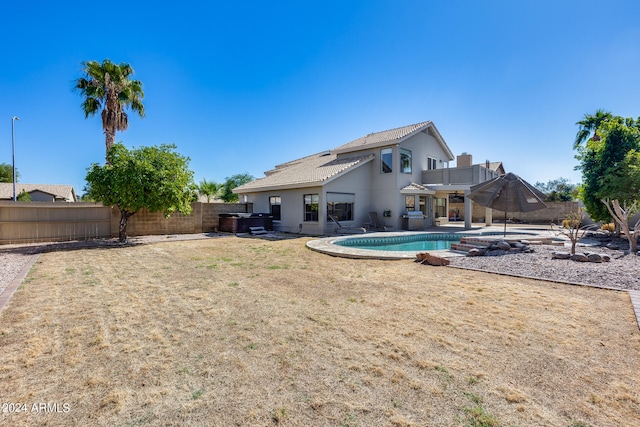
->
{"left": 306, "top": 223, "right": 563, "bottom": 260}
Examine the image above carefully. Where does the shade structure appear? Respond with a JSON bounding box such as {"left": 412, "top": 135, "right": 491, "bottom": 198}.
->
{"left": 467, "top": 172, "right": 547, "bottom": 235}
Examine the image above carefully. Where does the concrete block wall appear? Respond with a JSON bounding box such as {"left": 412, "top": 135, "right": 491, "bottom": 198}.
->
{"left": 113, "top": 202, "right": 253, "bottom": 236}
{"left": 0, "top": 202, "right": 253, "bottom": 244}
{"left": 450, "top": 201, "right": 582, "bottom": 224}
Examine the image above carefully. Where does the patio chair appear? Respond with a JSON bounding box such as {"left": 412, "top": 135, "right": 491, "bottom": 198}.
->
{"left": 366, "top": 211, "right": 394, "bottom": 231}
{"left": 328, "top": 215, "right": 366, "bottom": 234}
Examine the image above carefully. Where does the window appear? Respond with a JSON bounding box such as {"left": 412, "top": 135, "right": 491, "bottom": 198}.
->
{"left": 435, "top": 197, "right": 447, "bottom": 218}
{"left": 427, "top": 156, "right": 437, "bottom": 170}
{"left": 304, "top": 194, "right": 319, "bottom": 222}
{"left": 381, "top": 148, "right": 393, "bottom": 173}
{"left": 326, "top": 192, "right": 354, "bottom": 221}
{"left": 419, "top": 196, "right": 427, "bottom": 215}
{"left": 405, "top": 195, "right": 415, "bottom": 211}
{"left": 269, "top": 196, "right": 281, "bottom": 220}
{"left": 400, "top": 149, "right": 412, "bottom": 173}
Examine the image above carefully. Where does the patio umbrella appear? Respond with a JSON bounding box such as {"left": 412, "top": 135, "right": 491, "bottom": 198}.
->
{"left": 467, "top": 172, "right": 547, "bottom": 236}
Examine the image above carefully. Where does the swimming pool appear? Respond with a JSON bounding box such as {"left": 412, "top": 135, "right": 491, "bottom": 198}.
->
{"left": 334, "top": 233, "right": 464, "bottom": 251}
{"left": 306, "top": 229, "right": 543, "bottom": 260}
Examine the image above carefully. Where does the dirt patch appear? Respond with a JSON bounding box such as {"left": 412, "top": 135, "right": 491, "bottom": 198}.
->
{"left": 0, "top": 236, "right": 638, "bottom": 426}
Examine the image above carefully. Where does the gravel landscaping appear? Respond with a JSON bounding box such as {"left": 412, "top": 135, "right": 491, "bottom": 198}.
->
{"left": 448, "top": 240, "right": 639, "bottom": 291}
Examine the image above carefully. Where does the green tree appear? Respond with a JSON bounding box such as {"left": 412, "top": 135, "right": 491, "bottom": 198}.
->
{"left": 75, "top": 59, "right": 145, "bottom": 158}
{"left": 574, "top": 114, "right": 640, "bottom": 221}
{"left": 574, "top": 109, "right": 614, "bottom": 148}
{"left": 221, "top": 173, "right": 254, "bottom": 203}
{"left": 198, "top": 179, "right": 220, "bottom": 202}
{"left": 534, "top": 177, "right": 578, "bottom": 201}
{"left": 16, "top": 189, "right": 31, "bottom": 202}
{"left": 85, "top": 143, "right": 196, "bottom": 242}
{"left": 0, "top": 163, "right": 18, "bottom": 182}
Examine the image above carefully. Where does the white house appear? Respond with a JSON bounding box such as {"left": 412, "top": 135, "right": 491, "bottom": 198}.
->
{"left": 233, "top": 121, "right": 503, "bottom": 234}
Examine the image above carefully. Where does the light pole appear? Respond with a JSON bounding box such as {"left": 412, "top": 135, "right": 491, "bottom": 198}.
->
{"left": 11, "top": 116, "right": 20, "bottom": 202}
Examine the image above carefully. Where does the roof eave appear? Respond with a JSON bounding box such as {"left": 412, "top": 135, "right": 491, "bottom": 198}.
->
{"left": 426, "top": 123, "right": 455, "bottom": 160}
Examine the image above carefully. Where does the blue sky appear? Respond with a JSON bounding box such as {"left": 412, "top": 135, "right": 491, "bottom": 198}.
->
{"left": 2, "top": 0, "right": 639, "bottom": 194}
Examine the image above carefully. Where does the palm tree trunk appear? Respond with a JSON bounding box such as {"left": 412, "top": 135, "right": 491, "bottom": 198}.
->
{"left": 102, "top": 84, "right": 119, "bottom": 159}
{"left": 105, "top": 129, "right": 116, "bottom": 157}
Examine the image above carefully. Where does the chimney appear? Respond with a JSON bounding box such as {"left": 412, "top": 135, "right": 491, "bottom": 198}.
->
{"left": 457, "top": 152, "right": 472, "bottom": 167}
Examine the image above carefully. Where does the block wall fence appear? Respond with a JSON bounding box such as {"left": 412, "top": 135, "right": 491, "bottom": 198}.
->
{"left": 0, "top": 200, "right": 628, "bottom": 245}
{"left": 0, "top": 201, "right": 252, "bottom": 244}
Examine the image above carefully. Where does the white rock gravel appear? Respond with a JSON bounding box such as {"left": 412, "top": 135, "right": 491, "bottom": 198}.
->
{"left": 0, "top": 251, "right": 36, "bottom": 293}
{"left": 447, "top": 240, "right": 639, "bottom": 291}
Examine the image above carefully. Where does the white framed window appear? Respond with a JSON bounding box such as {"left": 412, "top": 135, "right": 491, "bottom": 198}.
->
{"left": 405, "top": 195, "right": 415, "bottom": 210}
{"left": 326, "top": 192, "right": 355, "bottom": 221}
{"left": 381, "top": 148, "right": 393, "bottom": 173}
{"left": 435, "top": 197, "right": 447, "bottom": 217}
{"left": 269, "top": 196, "right": 281, "bottom": 220}
{"left": 427, "top": 156, "right": 437, "bottom": 170}
{"left": 304, "top": 194, "right": 319, "bottom": 222}
{"left": 400, "top": 149, "right": 412, "bottom": 174}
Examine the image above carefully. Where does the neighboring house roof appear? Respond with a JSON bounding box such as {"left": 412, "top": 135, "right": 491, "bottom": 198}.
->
{"left": 487, "top": 161, "right": 505, "bottom": 174}
{"left": 235, "top": 152, "right": 374, "bottom": 192}
{"left": 0, "top": 183, "right": 77, "bottom": 201}
{"left": 333, "top": 121, "right": 455, "bottom": 159}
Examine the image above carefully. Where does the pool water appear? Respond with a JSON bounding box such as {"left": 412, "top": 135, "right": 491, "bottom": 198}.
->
{"left": 335, "top": 233, "right": 463, "bottom": 252}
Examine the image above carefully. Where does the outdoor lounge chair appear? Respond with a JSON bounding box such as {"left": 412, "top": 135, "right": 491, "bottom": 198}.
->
{"left": 366, "top": 211, "right": 394, "bottom": 231}
{"left": 328, "top": 215, "right": 366, "bottom": 234}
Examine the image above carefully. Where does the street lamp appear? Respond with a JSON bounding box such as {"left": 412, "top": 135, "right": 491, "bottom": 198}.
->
{"left": 11, "top": 116, "right": 20, "bottom": 202}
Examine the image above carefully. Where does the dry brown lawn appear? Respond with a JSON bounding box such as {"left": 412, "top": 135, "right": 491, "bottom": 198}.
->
{"left": 0, "top": 236, "right": 639, "bottom": 426}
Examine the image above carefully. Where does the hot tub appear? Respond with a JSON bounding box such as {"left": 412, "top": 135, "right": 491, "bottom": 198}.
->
{"left": 218, "top": 213, "right": 273, "bottom": 234}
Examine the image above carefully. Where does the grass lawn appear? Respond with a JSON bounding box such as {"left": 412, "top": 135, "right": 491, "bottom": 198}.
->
{"left": 0, "top": 236, "right": 639, "bottom": 426}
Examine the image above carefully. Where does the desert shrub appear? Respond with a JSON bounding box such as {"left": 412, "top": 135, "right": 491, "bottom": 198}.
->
{"left": 601, "top": 223, "right": 615, "bottom": 232}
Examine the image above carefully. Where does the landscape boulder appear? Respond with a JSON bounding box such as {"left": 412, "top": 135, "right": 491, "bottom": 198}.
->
{"left": 552, "top": 251, "right": 611, "bottom": 262}
{"left": 496, "top": 241, "right": 512, "bottom": 251}
{"left": 551, "top": 251, "right": 571, "bottom": 259}
{"left": 570, "top": 253, "right": 589, "bottom": 262}
{"left": 587, "top": 253, "right": 603, "bottom": 263}
{"left": 467, "top": 248, "right": 485, "bottom": 257}
{"left": 416, "top": 252, "right": 450, "bottom": 266}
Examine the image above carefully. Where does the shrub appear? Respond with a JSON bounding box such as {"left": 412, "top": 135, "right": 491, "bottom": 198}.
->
{"left": 601, "top": 223, "right": 615, "bottom": 232}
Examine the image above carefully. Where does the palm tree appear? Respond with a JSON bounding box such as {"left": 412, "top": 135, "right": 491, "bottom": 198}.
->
{"left": 574, "top": 109, "right": 613, "bottom": 149}
{"left": 198, "top": 179, "right": 220, "bottom": 202}
{"left": 75, "top": 59, "right": 145, "bottom": 158}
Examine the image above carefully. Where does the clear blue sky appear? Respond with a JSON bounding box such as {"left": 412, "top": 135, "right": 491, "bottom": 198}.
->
{"left": 2, "top": 0, "right": 639, "bottom": 194}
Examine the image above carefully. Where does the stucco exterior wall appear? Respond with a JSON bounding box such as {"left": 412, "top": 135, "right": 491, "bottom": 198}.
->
{"left": 324, "top": 162, "right": 373, "bottom": 231}
{"left": 237, "top": 126, "right": 457, "bottom": 235}
{"left": 353, "top": 131, "right": 453, "bottom": 229}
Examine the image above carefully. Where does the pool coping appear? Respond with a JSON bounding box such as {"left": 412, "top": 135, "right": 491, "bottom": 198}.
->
{"left": 306, "top": 228, "right": 555, "bottom": 260}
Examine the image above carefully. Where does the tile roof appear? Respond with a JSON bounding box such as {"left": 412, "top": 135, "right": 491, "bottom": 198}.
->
{"left": 0, "top": 183, "right": 77, "bottom": 201}
{"left": 487, "top": 161, "right": 505, "bottom": 173}
{"left": 401, "top": 183, "right": 435, "bottom": 192}
{"left": 234, "top": 121, "right": 454, "bottom": 193}
{"left": 235, "top": 152, "right": 374, "bottom": 192}
{"left": 333, "top": 122, "right": 432, "bottom": 153}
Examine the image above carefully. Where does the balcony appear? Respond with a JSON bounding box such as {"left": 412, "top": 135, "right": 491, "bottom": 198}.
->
{"left": 422, "top": 165, "right": 500, "bottom": 186}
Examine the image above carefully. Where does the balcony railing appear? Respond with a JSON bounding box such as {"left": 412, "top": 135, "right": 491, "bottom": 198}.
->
{"left": 422, "top": 165, "right": 499, "bottom": 186}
